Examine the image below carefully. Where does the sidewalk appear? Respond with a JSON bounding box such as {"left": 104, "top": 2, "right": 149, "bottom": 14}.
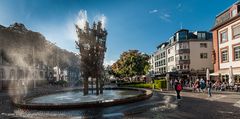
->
{"left": 183, "top": 87, "right": 239, "bottom": 94}
{"left": 126, "top": 89, "right": 240, "bottom": 119}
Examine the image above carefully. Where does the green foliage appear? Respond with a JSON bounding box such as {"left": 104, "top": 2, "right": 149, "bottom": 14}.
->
{"left": 127, "top": 83, "right": 153, "bottom": 89}
{"left": 56, "top": 80, "right": 68, "bottom": 86}
{"left": 125, "top": 79, "right": 167, "bottom": 89}
{"left": 111, "top": 50, "right": 150, "bottom": 78}
{"left": 154, "top": 79, "right": 167, "bottom": 89}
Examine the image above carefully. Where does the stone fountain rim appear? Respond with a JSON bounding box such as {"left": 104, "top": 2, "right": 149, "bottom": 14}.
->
{"left": 14, "top": 87, "right": 153, "bottom": 110}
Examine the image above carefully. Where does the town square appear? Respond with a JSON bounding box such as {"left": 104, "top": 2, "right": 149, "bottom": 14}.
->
{"left": 0, "top": 0, "right": 240, "bottom": 119}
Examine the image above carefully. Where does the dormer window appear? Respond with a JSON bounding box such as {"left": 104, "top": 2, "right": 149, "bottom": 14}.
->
{"left": 197, "top": 33, "right": 206, "bottom": 39}
{"left": 231, "top": 8, "right": 237, "bottom": 17}
{"left": 177, "top": 31, "right": 188, "bottom": 41}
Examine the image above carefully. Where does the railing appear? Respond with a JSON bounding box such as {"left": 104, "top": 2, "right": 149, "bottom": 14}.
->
{"left": 176, "top": 60, "right": 190, "bottom": 65}
{"left": 176, "top": 49, "right": 190, "bottom": 54}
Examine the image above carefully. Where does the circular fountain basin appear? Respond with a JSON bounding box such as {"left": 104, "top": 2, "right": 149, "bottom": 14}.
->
{"left": 15, "top": 88, "right": 153, "bottom": 110}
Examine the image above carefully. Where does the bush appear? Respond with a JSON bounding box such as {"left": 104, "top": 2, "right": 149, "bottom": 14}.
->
{"left": 128, "top": 83, "right": 153, "bottom": 89}
{"left": 154, "top": 79, "right": 167, "bottom": 89}
{"left": 124, "top": 79, "right": 167, "bottom": 89}
{"left": 56, "top": 80, "right": 68, "bottom": 86}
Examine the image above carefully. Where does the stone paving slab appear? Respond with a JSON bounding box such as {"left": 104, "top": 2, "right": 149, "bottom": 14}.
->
{"left": 1, "top": 88, "right": 240, "bottom": 119}
{"left": 125, "top": 90, "right": 240, "bottom": 119}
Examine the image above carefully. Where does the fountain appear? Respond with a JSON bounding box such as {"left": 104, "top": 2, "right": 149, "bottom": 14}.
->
{"left": 75, "top": 20, "right": 107, "bottom": 95}
{"left": 13, "top": 11, "right": 153, "bottom": 112}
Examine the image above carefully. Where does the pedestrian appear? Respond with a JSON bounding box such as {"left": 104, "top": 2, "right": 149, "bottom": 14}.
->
{"left": 206, "top": 79, "right": 212, "bottom": 97}
{"left": 174, "top": 79, "right": 182, "bottom": 100}
{"left": 200, "top": 78, "right": 206, "bottom": 92}
{"left": 193, "top": 79, "right": 200, "bottom": 92}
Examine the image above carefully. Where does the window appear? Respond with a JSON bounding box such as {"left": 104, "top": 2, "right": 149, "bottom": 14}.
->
{"left": 183, "top": 65, "right": 186, "bottom": 69}
{"left": 0, "top": 55, "right": 2, "bottom": 65}
{"left": 221, "top": 50, "right": 228, "bottom": 62}
{"left": 184, "top": 55, "right": 187, "bottom": 60}
{"left": 180, "top": 65, "right": 183, "bottom": 69}
{"left": 10, "top": 69, "right": 15, "bottom": 80}
{"left": 178, "top": 31, "right": 188, "bottom": 41}
{"left": 17, "top": 70, "right": 24, "bottom": 80}
{"left": 231, "top": 9, "right": 237, "bottom": 17}
{"left": 200, "top": 43, "right": 207, "bottom": 48}
{"left": 198, "top": 33, "right": 206, "bottom": 39}
{"left": 183, "top": 43, "right": 189, "bottom": 49}
{"left": 232, "top": 24, "right": 240, "bottom": 39}
{"left": 234, "top": 46, "right": 240, "bottom": 61}
{"left": 0, "top": 68, "right": 5, "bottom": 80}
{"left": 200, "top": 53, "right": 208, "bottom": 59}
{"left": 220, "top": 30, "right": 228, "bottom": 43}
{"left": 179, "top": 43, "right": 183, "bottom": 49}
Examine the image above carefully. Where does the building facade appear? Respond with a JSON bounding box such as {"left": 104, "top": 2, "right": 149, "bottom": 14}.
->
{"left": 154, "top": 42, "right": 168, "bottom": 77}
{"left": 211, "top": 1, "right": 240, "bottom": 84}
{"left": 148, "top": 54, "right": 155, "bottom": 77}
{"left": 151, "top": 29, "right": 213, "bottom": 82}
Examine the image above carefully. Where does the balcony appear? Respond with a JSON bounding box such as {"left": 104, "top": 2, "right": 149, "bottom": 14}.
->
{"left": 176, "top": 60, "right": 190, "bottom": 65}
{"left": 176, "top": 49, "right": 190, "bottom": 54}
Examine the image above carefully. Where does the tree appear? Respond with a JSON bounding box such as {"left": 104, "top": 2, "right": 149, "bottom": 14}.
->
{"left": 111, "top": 50, "right": 150, "bottom": 78}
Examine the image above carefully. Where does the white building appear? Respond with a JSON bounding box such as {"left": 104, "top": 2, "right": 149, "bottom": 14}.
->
{"left": 150, "top": 29, "right": 213, "bottom": 81}
{"left": 148, "top": 54, "right": 155, "bottom": 77}
{"left": 154, "top": 42, "right": 168, "bottom": 76}
{"left": 167, "top": 36, "right": 177, "bottom": 72}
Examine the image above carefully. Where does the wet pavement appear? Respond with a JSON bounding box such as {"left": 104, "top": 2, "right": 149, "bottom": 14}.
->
{"left": 0, "top": 88, "right": 240, "bottom": 119}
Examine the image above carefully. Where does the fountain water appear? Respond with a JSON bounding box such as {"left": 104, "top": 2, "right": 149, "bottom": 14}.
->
{"left": 14, "top": 11, "right": 153, "bottom": 112}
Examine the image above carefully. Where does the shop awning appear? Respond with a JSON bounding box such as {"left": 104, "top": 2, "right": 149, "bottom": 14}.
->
{"left": 210, "top": 68, "right": 240, "bottom": 76}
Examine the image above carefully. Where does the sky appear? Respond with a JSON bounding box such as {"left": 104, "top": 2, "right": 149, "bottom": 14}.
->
{"left": 0, "top": 0, "right": 238, "bottom": 66}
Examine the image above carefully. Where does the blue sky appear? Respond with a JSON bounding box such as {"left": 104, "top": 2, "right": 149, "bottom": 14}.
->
{"left": 0, "top": 0, "right": 238, "bottom": 65}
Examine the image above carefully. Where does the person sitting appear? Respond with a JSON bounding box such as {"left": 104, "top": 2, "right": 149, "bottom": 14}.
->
{"left": 220, "top": 83, "right": 226, "bottom": 91}
{"left": 193, "top": 79, "right": 200, "bottom": 92}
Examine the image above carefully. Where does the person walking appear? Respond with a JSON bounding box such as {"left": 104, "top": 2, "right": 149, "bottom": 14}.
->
{"left": 193, "top": 79, "right": 200, "bottom": 92}
{"left": 200, "top": 78, "right": 206, "bottom": 92}
{"left": 206, "top": 79, "right": 212, "bottom": 97}
{"left": 174, "top": 79, "right": 182, "bottom": 100}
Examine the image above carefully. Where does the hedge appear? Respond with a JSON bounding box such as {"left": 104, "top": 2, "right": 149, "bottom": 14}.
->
{"left": 125, "top": 79, "right": 167, "bottom": 89}
{"left": 154, "top": 79, "right": 167, "bottom": 89}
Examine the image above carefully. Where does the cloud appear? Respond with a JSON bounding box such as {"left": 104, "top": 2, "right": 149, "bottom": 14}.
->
{"left": 159, "top": 13, "right": 171, "bottom": 22}
{"left": 177, "top": 3, "right": 182, "bottom": 9}
{"left": 177, "top": 3, "right": 183, "bottom": 12}
{"left": 149, "top": 9, "right": 171, "bottom": 22}
{"left": 149, "top": 9, "right": 158, "bottom": 14}
{"left": 104, "top": 60, "right": 115, "bottom": 67}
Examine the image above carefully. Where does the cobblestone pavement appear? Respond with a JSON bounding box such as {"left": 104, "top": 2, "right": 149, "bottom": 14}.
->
{"left": 125, "top": 90, "right": 240, "bottom": 119}
{"left": 0, "top": 88, "right": 240, "bottom": 119}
